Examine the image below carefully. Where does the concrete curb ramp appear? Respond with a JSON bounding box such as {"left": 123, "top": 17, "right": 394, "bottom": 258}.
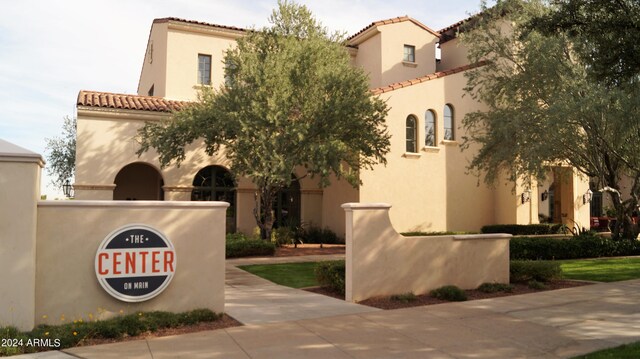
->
{"left": 15, "top": 259, "right": 640, "bottom": 358}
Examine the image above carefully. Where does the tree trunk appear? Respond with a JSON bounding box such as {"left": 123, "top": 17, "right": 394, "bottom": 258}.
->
{"left": 252, "top": 186, "right": 277, "bottom": 240}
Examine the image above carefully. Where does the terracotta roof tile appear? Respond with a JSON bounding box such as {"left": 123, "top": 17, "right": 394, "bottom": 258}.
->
{"left": 154, "top": 17, "right": 248, "bottom": 33}
{"left": 77, "top": 90, "right": 190, "bottom": 113}
{"left": 348, "top": 16, "right": 439, "bottom": 43}
{"left": 371, "top": 61, "right": 487, "bottom": 95}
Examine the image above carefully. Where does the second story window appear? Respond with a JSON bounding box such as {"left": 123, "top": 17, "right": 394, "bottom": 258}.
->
{"left": 406, "top": 115, "right": 418, "bottom": 153}
{"left": 444, "top": 104, "right": 454, "bottom": 140}
{"left": 403, "top": 45, "right": 415, "bottom": 63}
{"left": 198, "top": 54, "right": 212, "bottom": 85}
{"left": 425, "top": 110, "right": 436, "bottom": 147}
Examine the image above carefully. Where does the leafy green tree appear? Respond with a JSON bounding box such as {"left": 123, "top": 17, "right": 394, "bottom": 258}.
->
{"left": 44, "top": 115, "right": 76, "bottom": 189}
{"left": 460, "top": 0, "right": 640, "bottom": 239}
{"left": 137, "top": 1, "right": 390, "bottom": 239}
{"left": 530, "top": 0, "right": 640, "bottom": 85}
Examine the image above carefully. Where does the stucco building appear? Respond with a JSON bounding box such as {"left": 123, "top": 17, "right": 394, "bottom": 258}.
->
{"left": 73, "top": 14, "right": 591, "bottom": 236}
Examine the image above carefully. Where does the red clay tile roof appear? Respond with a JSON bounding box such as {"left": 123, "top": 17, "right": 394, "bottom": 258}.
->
{"left": 77, "top": 90, "right": 190, "bottom": 113}
{"left": 348, "top": 16, "right": 440, "bottom": 43}
{"left": 371, "top": 61, "right": 487, "bottom": 95}
{"left": 154, "top": 17, "right": 248, "bottom": 33}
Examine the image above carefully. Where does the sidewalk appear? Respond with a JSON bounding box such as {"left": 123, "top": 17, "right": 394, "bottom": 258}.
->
{"left": 15, "top": 255, "right": 640, "bottom": 359}
{"left": 225, "top": 254, "right": 380, "bottom": 324}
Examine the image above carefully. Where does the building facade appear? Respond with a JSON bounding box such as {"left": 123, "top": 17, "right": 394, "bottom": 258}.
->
{"left": 73, "top": 15, "right": 591, "bottom": 236}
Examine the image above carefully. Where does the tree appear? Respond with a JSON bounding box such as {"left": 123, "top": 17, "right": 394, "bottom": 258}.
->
{"left": 137, "top": 1, "right": 390, "bottom": 239}
{"left": 460, "top": 0, "right": 640, "bottom": 239}
{"left": 530, "top": 0, "right": 640, "bottom": 85}
{"left": 44, "top": 115, "right": 76, "bottom": 189}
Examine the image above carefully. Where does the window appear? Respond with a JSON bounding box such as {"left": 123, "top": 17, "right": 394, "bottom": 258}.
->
{"left": 406, "top": 115, "right": 418, "bottom": 153}
{"left": 147, "top": 84, "right": 154, "bottom": 97}
{"left": 192, "top": 165, "right": 236, "bottom": 232}
{"left": 425, "top": 110, "right": 436, "bottom": 147}
{"left": 403, "top": 45, "right": 415, "bottom": 63}
{"left": 444, "top": 104, "right": 454, "bottom": 140}
{"left": 197, "top": 54, "right": 212, "bottom": 85}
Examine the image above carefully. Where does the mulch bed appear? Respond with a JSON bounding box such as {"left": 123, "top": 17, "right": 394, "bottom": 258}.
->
{"left": 306, "top": 280, "right": 590, "bottom": 310}
{"left": 77, "top": 314, "right": 242, "bottom": 347}
{"left": 275, "top": 244, "right": 345, "bottom": 257}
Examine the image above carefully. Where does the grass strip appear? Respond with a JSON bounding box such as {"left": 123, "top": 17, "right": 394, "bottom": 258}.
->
{"left": 572, "top": 341, "right": 640, "bottom": 358}
{"left": 238, "top": 262, "right": 319, "bottom": 288}
{"left": 560, "top": 257, "right": 640, "bottom": 282}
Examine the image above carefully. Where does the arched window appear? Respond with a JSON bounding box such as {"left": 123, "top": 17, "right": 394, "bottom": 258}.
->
{"left": 192, "top": 165, "right": 236, "bottom": 232}
{"left": 406, "top": 115, "right": 418, "bottom": 153}
{"left": 444, "top": 104, "right": 454, "bottom": 140}
{"left": 425, "top": 110, "right": 436, "bottom": 147}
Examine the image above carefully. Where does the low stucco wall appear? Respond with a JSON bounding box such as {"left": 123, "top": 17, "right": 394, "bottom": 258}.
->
{"left": 35, "top": 201, "right": 227, "bottom": 326}
{"left": 343, "top": 203, "right": 511, "bottom": 302}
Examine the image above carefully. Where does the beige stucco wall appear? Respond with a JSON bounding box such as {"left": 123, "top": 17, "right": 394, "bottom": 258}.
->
{"left": 360, "top": 70, "right": 494, "bottom": 232}
{"left": 138, "top": 22, "right": 169, "bottom": 98}
{"left": 0, "top": 149, "right": 43, "bottom": 330}
{"left": 164, "top": 24, "right": 239, "bottom": 101}
{"left": 437, "top": 38, "right": 470, "bottom": 72}
{"left": 353, "top": 21, "right": 438, "bottom": 89}
{"left": 378, "top": 21, "right": 437, "bottom": 86}
{"left": 343, "top": 203, "right": 510, "bottom": 302}
{"left": 35, "top": 201, "right": 227, "bottom": 326}
{"left": 354, "top": 32, "right": 382, "bottom": 88}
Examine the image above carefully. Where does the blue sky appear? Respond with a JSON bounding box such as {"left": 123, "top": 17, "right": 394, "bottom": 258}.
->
{"left": 0, "top": 0, "right": 490, "bottom": 197}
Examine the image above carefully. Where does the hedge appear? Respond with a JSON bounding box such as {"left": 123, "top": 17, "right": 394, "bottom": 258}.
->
{"left": 510, "top": 260, "right": 562, "bottom": 282}
{"left": 482, "top": 224, "right": 564, "bottom": 235}
{"left": 510, "top": 234, "right": 640, "bottom": 260}
{"left": 315, "top": 260, "right": 345, "bottom": 295}
{"left": 226, "top": 233, "right": 275, "bottom": 258}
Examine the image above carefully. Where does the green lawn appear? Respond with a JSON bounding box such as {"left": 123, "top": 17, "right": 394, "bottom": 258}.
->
{"left": 572, "top": 341, "right": 640, "bottom": 358}
{"left": 560, "top": 257, "right": 640, "bottom": 282}
{"left": 238, "top": 262, "right": 318, "bottom": 288}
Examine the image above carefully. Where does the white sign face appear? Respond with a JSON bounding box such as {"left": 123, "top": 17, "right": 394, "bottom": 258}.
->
{"left": 95, "top": 224, "right": 176, "bottom": 302}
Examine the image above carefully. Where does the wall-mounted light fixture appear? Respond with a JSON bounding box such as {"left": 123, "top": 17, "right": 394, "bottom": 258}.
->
{"left": 541, "top": 189, "right": 549, "bottom": 202}
{"left": 62, "top": 179, "right": 75, "bottom": 198}
{"left": 521, "top": 189, "right": 531, "bottom": 204}
{"left": 583, "top": 189, "right": 593, "bottom": 204}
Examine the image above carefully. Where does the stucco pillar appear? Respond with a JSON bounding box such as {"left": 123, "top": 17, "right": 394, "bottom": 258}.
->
{"left": 0, "top": 139, "right": 44, "bottom": 330}
{"left": 342, "top": 203, "right": 393, "bottom": 302}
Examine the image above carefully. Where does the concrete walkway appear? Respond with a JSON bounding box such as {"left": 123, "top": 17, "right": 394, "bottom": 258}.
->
{"left": 225, "top": 254, "right": 380, "bottom": 324}
{"left": 15, "top": 255, "right": 640, "bottom": 359}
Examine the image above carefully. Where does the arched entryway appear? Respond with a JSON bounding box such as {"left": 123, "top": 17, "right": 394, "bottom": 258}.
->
{"left": 113, "top": 163, "right": 164, "bottom": 200}
{"left": 192, "top": 165, "right": 237, "bottom": 233}
{"left": 274, "top": 177, "right": 301, "bottom": 228}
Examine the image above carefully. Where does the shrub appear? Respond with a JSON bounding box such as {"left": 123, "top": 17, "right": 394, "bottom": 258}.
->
{"left": 0, "top": 309, "right": 222, "bottom": 355}
{"left": 481, "top": 224, "right": 563, "bottom": 235}
{"left": 429, "top": 285, "right": 467, "bottom": 301}
{"left": 226, "top": 236, "right": 275, "bottom": 258}
{"left": 510, "top": 260, "right": 562, "bottom": 283}
{"left": 510, "top": 234, "right": 640, "bottom": 260}
{"left": 390, "top": 292, "right": 418, "bottom": 303}
{"left": 302, "top": 226, "right": 343, "bottom": 244}
{"left": 271, "top": 226, "right": 298, "bottom": 247}
{"left": 315, "top": 260, "right": 345, "bottom": 295}
{"left": 477, "top": 282, "right": 514, "bottom": 293}
{"left": 527, "top": 280, "right": 547, "bottom": 290}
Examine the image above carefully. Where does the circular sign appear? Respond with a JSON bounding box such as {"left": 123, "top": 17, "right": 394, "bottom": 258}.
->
{"left": 95, "top": 224, "right": 176, "bottom": 302}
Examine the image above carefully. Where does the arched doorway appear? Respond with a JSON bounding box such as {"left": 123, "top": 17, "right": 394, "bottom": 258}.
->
{"left": 274, "top": 177, "right": 301, "bottom": 228}
{"left": 113, "top": 163, "right": 164, "bottom": 200}
{"left": 192, "top": 165, "right": 236, "bottom": 233}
